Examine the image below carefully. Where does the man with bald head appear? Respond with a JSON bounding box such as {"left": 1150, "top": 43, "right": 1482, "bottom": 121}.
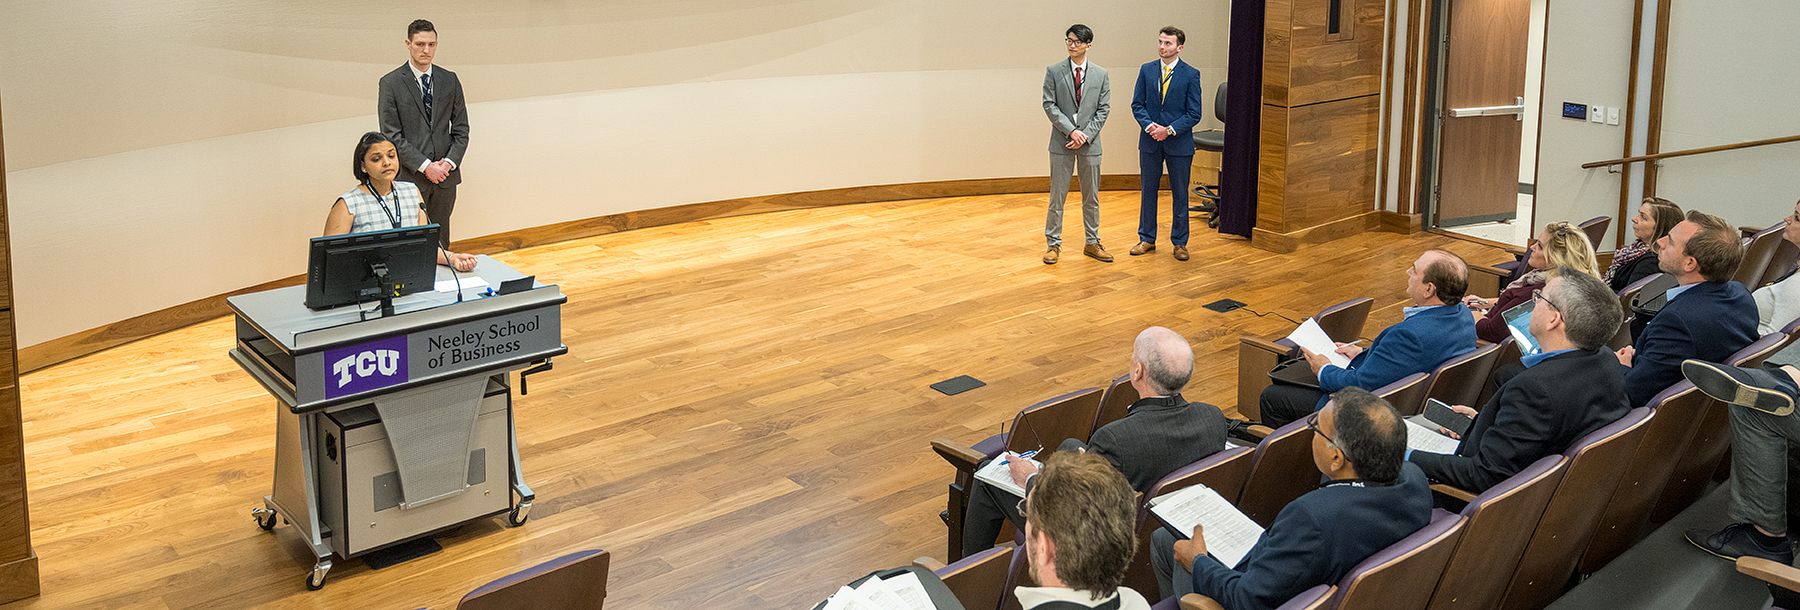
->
{"left": 1258, "top": 249, "right": 1478, "bottom": 429}
{"left": 958, "top": 326, "right": 1230, "bottom": 558}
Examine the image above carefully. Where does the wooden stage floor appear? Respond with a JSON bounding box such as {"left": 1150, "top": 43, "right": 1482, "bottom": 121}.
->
{"left": 3, "top": 191, "right": 1506, "bottom": 609}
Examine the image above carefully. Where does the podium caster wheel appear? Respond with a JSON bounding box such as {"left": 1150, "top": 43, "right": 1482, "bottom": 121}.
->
{"left": 306, "top": 561, "right": 332, "bottom": 591}
{"left": 253, "top": 508, "right": 277, "bottom": 531}
{"left": 507, "top": 501, "right": 532, "bottom": 527}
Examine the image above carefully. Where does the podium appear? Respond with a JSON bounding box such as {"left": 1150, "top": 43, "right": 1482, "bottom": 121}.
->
{"left": 228, "top": 255, "right": 566, "bottom": 590}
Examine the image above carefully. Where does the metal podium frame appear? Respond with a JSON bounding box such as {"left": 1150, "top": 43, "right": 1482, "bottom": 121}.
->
{"left": 228, "top": 256, "right": 566, "bottom": 590}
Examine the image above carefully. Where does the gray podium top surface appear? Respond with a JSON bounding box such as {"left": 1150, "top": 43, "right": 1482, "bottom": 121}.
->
{"left": 230, "top": 255, "right": 563, "bottom": 354}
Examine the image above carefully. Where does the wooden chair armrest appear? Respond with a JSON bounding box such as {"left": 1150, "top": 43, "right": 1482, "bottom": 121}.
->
{"left": 1240, "top": 335, "right": 1290, "bottom": 354}
{"left": 913, "top": 556, "right": 948, "bottom": 572}
{"left": 1430, "top": 483, "right": 1477, "bottom": 503}
{"left": 931, "top": 439, "right": 985, "bottom": 472}
{"left": 1503, "top": 245, "right": 1527, "bottom": 257}
{"left": 1181, "top": 593, "right": 1227, "bottom": 610}
{"left": 1245, "top": 425, "right": 1273, "bottom": 440}
{"left": 1739, "top": 556, "right": 1800, "bottom": 590}
{"left": 1468, "top": 265, "right": 1509, "bottom": 300}
{"left": 1238, "top": 335, "right": 1292, "bottom": 422}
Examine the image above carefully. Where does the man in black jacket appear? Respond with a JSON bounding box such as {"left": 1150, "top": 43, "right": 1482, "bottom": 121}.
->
{"left": 1409, "top": 268, "right": 1631, "bottom": 493}
{"left": 961, "top": 326, "right": 1229, "bottom": 557}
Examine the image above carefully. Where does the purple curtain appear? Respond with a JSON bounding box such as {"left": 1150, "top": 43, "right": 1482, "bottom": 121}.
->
{"left": 1217, "top": 0, "right": 1265, "bottom": 238}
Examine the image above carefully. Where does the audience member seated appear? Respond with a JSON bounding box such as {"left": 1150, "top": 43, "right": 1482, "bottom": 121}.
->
{"left": 1149, "top": 388, "right": 1431, "bottom": 609}
{"left": 1604, "top": 197, "right": 1683, "bottom": 292}
{"left": 961, "top": 327, "right": 1229, "bottom": 558}
{"left": 1617, "top": 210, "right": 1758, "bottom": 407}
{"left": 1412, "top": 268, "right": 1629, "bottom": 494}
{"left": 1752, "top": 198, "right": 1800, "bottom": 365}
{"left": 1258, "top": 250, "right": 1478, "bottom": 429}
{"left": 1463, "top": 223, "right": 1603, "bottom": 344}
{"left": 1678, "top": 359, "right": 1800, "bottom": 565}
{"left": 1016, "top": 452, "right": 1154, "bottom": 610}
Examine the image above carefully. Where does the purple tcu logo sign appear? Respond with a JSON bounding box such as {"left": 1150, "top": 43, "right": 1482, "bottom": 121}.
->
{"left": 323, "top": 335, "right": 409, "bottom": 399}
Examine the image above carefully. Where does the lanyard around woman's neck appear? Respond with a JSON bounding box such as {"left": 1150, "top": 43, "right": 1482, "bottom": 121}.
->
{"left": 363, "top": 181, "right": 402, "bottom": 229}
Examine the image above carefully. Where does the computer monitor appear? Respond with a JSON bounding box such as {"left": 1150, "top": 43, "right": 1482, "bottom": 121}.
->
{"left": 305, "top": 224, "right": 442, "bottom": 315}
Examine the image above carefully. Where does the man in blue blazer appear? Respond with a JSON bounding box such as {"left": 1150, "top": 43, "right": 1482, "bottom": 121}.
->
{"left": 1618, "top": 210, "right": 1758, "bottom": 407}
{"left": 1151, "top": 388, "right": 1433, "bottom": 608}
{"left": 1258, "top": 250, "right": 1479, "bottom": 429}
{"left": 1128, "top": 26, "right": 1207, "bottom": 262}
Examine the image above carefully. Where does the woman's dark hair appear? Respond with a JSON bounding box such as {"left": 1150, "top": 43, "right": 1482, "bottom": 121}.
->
{"left": 351, "top": 131, "right": 393, "bottom": 182}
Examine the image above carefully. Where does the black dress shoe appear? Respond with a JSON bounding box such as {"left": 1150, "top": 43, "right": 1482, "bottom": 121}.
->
{"left": 1682, "top": 360, "right": 1798, "bottom": 416}
{"left": 1686, "top": 523, "right": 1795, "bottom": 564}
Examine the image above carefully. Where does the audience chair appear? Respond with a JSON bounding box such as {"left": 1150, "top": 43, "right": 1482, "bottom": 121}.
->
{"left": 1325, "top": 511, "right": 1467, "bottom": 610}
{"left": 1425, "top": 455, "right": 1568, "bottom": 610}
{"left": 1123, "top": 447, "right": 1256, "bottom": 597}
{"left": 1649, "top": 331, "right": 1790, "bottom": 523}
{"left": 1371, "top": 372, "right": 1433, "bottom": 418}
{"left": 1235, "top": 298, "right": 1375, "bottom": 422}
{"left": 455, "top": 549, "right": 609, "bottom": 610}
{"left": 1421, "top": 342, "right": 1504, "bottom": 413}
{"left": 996, "top": 537, "right": 1032, "bottom": 610}
{"left": 915, "top": 545, "right": 1013, "bottom": 610}
{"left": 1577, "top": 383, "right": 1708, "bottom": 574}
{"left": 1737, "top": 557, "right": 1800, "bottom": 610}
{"left": 1236, "top": 419, "right": 1318, "bottom": 528}
{"left": 1497, "top": 407, "right": 1653, "bottom": 610}
{"left": 1170, "top": 585, "right": 1333, "bottom": 610}
{"left": 1622, "top": 273, "right": 1679, "bottom": 344}
{"left": 1091, "top": 374, "right": 1140, "bottom": 440}
{"left": 1761, "top": 240, "right": 1800, "bottom": 290}
{"left": 1734, "top": 222, "right": 1788, "bottom": 289}
{"left": 1577, "top": 215, "right": 1611, "bottom": 251}
{"left": 931, "top": 387, "right": 1105, "bottom": 560}
{"left": 1472, "top": 338, "right": 1522, "bottom": 409}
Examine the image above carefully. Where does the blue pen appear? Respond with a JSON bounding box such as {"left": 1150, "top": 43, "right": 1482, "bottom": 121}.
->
{"left": 998, "top": 449, "right": 1039, "bottom": 466}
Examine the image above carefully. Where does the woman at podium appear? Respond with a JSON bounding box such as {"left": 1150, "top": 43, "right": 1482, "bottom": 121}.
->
{"left": 324, "top": 131, "right": 478, "bottom": 272}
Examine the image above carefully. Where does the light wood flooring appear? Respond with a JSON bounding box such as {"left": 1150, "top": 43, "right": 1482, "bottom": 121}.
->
{"left": 2, "top": 191, "right": 1506, "bottom": 609}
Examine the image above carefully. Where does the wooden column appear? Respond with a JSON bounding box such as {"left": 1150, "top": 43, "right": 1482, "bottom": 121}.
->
{"left": 0, "top": 93, "right": 40, "bottom": 603}
{"left": 1253, "top": 0, "right": 1389, "bottom": 253}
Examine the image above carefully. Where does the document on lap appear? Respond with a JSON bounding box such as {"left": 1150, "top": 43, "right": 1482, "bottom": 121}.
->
{"left": 822, "top": 571, "right": 938, "bottom": 610}
{"left": 1150, "top": 485, "right": 1266, "bottom": 569}
{"left": 1404, "top": 419, "right": 1463, "bottom": 455}
{"left": 974, "top": 453, "right": 1042, "bottom": 498}
{"left": 1286, "top": 318, "right": 1352, "bottom": 368}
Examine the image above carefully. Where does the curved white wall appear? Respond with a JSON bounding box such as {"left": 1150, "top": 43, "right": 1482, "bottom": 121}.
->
{"left": 1, "top": 1, "right": 1228, "bottom": 348}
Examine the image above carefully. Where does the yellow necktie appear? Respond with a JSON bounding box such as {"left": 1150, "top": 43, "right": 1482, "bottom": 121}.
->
{"left": 1160, "top": 64, "right": 1172, "bottom": 102}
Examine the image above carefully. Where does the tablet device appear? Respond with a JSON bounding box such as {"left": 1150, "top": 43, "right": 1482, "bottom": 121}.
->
{"left": 1424, "top": 398, "right": 1474, "bottom": 436}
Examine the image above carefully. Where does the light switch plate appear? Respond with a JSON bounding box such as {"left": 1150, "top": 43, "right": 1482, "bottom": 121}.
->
{"left": 1606, "top": 107, "right": 1620, "bottom": 125}
{"left": 1589, "top": 106, "right": 1604, "bottom": 123}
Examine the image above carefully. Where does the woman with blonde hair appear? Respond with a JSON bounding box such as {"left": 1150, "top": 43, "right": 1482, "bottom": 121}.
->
{"left": 1464, "top": 222, "right": 1602, "bottom": 344}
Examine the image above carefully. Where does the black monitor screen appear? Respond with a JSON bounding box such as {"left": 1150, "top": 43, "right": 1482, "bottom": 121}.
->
{"left": 305, "top": 224, "right": 441, "bottom": 310}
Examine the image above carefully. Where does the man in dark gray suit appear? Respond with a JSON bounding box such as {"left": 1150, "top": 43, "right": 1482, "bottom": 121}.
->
{"left": 1041, "top": 24, "right": 1112, "bottom": 265}
{"left": 959, "top": 326, "right": 1229, "bottom": 557}
{"left": 379, "top": 19, "right": 469, "bottom": 248}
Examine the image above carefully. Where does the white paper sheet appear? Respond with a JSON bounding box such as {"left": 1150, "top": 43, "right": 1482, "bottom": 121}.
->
{"left": 973, "top": 453, "right": 1041, "bottom": 498}
{"left": 877, "top": 572, "right": 937, "bottom": 610}
{"left": 1284, "top": 318, "right": 1351, "bottom": 368}
{"left": 1404, "top": 419, "right": 1463, "bottom": 455}
{"left": 1149, "top": 485, "right": 1266, "bottom": 569}
{"left": 435, "top": 276, "right": 490, "bottom": 292}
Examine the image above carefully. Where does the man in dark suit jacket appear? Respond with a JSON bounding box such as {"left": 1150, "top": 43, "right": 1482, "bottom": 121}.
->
{"left": 1619, "top": 210, "right": 1759, "bottom": 407}
{"left": 1127, "top": 26, "right": 1207, "bottom": 262}
{"left": 1411, "top": 269, "right": 1630, "bottom": 493}
{"left": 378, "top": 19, "right": 470, "bottom": 248}
{"left": 1259, "top": 250, "right": 1480, "bottom": 429}
{"left": 1153, "top": 388, "right": 1433, "bottom": 608}
{"left": 960, "top": 327, "right": 1229, "bottom": 558}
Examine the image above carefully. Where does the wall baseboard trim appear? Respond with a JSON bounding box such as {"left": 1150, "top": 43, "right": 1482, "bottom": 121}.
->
{"left": 1379, "top": 212, "right": 1424, "bottom": 234}
{"left": 21, "top": 174, "right": 1158, "bottom": 373}
{"left": 1250, "top": 211, "right": 1381, "bottom": 253}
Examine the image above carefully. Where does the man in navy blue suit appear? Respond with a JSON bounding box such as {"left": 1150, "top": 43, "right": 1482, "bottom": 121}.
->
{"left": 1128, "top": 26, "right": 1207, "bottom": 262}
{"left": 1617, "top": 210, "right": 1758, "bottom": 408}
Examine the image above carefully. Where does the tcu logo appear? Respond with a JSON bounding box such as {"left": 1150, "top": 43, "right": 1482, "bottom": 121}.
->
{"left": 332, "top": 350, "right": 400, "bottom": 388}
{"left": 322, "top": 336, "right": 408, "bottom": 399}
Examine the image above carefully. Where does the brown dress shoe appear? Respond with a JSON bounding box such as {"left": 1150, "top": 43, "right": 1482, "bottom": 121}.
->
{"left": 1043, "top": 246, "right": 1060, "bottom": 265}
{"left": 1174, "top": 245, "right": 1190, "bottom": 261}
{"left": 1084, "top": 243, "right": 1114, "bottom": 262}
{"left": 1129, "top": 242, "right": 1155, "bottom": 256}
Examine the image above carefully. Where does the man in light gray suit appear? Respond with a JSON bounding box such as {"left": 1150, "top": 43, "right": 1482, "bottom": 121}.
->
{"left": 1042, "top": 24, "right": 1112, "bottom": 265}
{"left": 379, "top": 19, "right": 469, "bottom": 248}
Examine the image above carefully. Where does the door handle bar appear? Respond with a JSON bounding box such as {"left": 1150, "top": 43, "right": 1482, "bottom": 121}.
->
{"left": 1449, "top": 97, "right": 1525, "bottom": 121}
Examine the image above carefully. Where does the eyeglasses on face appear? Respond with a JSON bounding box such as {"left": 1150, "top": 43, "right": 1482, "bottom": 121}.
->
{"left": 1065, "top": 38, "right": 1087, "bottom": 46}
{"left": 1532, "top": 288, "right": 1560, "bottom": 312}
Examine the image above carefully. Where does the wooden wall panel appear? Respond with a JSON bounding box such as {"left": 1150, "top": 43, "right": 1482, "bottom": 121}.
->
{"left": 1258, "top": 104, "right": 1293, "bottom": 231}
{"left": 1264, "top": 0, "right": 1296, "bottom": 106}
{"left": 0, "top": 92, "right": 36, "bottom": 603}
{"left": 1285, "top": 96, "right": 1384, "bottom": 229}
{"left": 1288, "top": 0, "right": 1389, "bottom": 106}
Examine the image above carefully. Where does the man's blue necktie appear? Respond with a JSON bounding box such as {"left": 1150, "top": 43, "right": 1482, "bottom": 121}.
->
{"left": 421, "top": 73, "right": 434, "bottom": 122}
